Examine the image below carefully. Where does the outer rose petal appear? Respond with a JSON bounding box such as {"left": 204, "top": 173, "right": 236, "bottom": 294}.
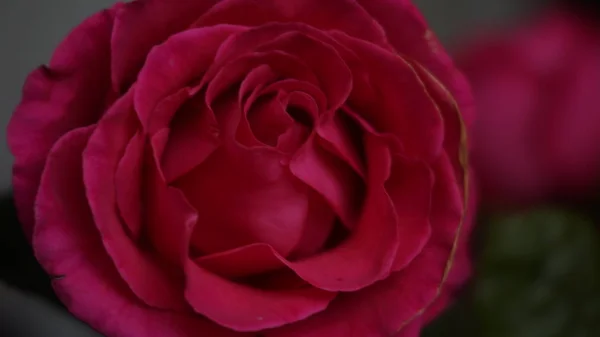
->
{"left": 33, "top": 126, "right": 242, "bottom": 337}
{"left": 194, "top": 0, "right": 389, "bottom": 48}
{"left": 83, "top": 90, "right": 186, "bottom": 310}
{"left": 393, "top": 318, "right": 423, "bottom": 337}
{"left": 135, "top": 25, "right": 245, "bottom": 133}
{"left": 8, "top": 6, "right": 117, "bottom": 240}
{"left": 422, "top": 177, "right": 477, "bottom": 325}
{"left": 264, "top": 126, "right": 470, "bottom": 337}
{"left": 115, "top": 132, "right": 145, "bottom": 240}
{"left": 185, "top": 258, "right": 336, "bottom": 332}
{"left": 111, "top": 0, "right": 219, "bottom": 91}
{"left": 386, "top": 157, "right": 433, "bottom": 271}
{"left": 356, "top": 0, "right": 475, "bottom": 126}
{"left": 331, "top": 31, "right": 445, "bottom": 161}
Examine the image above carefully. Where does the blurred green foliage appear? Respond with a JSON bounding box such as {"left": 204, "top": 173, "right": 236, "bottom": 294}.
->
{"left": 424, "top": 209, "right": 600, "bottom": 337}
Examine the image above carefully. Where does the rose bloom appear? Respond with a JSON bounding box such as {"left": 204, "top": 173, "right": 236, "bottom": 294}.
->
{"left": 8, "top": 1, "right": 475, "bottom": 336}
{"left": 459, "top": 7, "right": 600, "bottom": 206}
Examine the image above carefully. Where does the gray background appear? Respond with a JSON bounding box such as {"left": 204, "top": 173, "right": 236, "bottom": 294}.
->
{"left": 0, "top": 0, "right": 543, "bottom": 336}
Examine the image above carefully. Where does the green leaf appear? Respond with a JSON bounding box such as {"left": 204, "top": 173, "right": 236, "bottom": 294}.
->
{"left": 424, "top": 208, "right": 600, "bottom": 337}
{"left": 475, "top": 209, "right": 600, "bottom": 337}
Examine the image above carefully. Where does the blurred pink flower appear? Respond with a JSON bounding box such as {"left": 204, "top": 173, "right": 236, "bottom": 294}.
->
{"left": 458, "top": 7, "right": 600, "bottom": 206}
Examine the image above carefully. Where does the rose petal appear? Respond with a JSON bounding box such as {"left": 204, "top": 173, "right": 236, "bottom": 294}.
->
{"left": 145, "top": 87, "right": 192, "bottom": 135}
{"left": 412, "top": 63, "right": 468, "bottom": 188}
{"left": 282, "top": 91, "right": 320, "bottom": 122}
{"left": 284, "top": 135, "right": 398, "bottom": 291}
{"left": 115, "top": 132, "right": 145, "bottom": 240}
{"left": 185, "top": 259, "right": 335, "bottom": 332}
{"left": 202, "top": 23, "right": 352, "bottom": 111}
{"left": 83, "top": 91, "right": 186, "bottom": 310}
{"left": 383, "top": 153, "right": 465, "bottom": 329}
{"left": 276, "top": 92, "right": 319, "bottom": 154}
{"left": 205, "top": 50, "right": 318, "bottom": 105}
{"left": 239, "top": 65, "right": 278, "bottom": 104}
{"left": 422, "top": 180, "right": 477, "bottom": 325}
{"left": 8, "top": 7, "right": 117, "bottom": 240}
{"left": 246, "top": 93, "right": 294, "bottom": 146}
{"left": 239, "top": 66, "right": 279, "bottom": 117}
{"left": 195, "top": 243, "right": 287, "bottom": 279}
{"left": 33, "top": 127, "right": 240, "bottom": 337}
{"left": 394, "top": 318, "right": 424, "bottom": 337}
{"left": 332, "top": 31, "right": 445, "bottom": 161}
{"left": 289, "top": 136, "right": 363, "bottom": 229}
{"left": 386, "top": 157, "right": 433, "bottom": 271}
{"left": 145, "top": 156, "right": 198, "bottom": 267}
{"left": 160, "top": 94, "right": 221, "bottom": 183}
{"left": 316, "top": 111, "right": 366, "bottom": 177}
{"left": 356, "top": 0, "right": 475, "bottom": 126}
{"left": 135, "top": 25, "right": 245, "bottom": 133}
{"left": 176, "top": 145, "right": 311, "bottom": 257}
{"left": 261, "top": 79, "right": 327, "bottom": 114}
{"left": 277, "top": 124, "right": 312, "bottom": 155}
{"left": 254, "top": 31, "right": 352, "bottom": 110}
{"left": 111, "top": 0, "right": 220, "bottom": 92}
{"left": 288, "top": 190, "right": 336, "bottom": 259}
{"left": 264, "top": 153, "right": 467, "bottom": 337}
{"left": 193, "top": 0, "right": 389, "bottom": 48}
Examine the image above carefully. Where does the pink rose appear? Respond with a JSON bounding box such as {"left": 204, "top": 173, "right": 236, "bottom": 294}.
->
{"left": 459, "top": 8, "right": 600, "bottom": 205}
{"left": 8, "top": 1, "right": 475, "bottom": 336}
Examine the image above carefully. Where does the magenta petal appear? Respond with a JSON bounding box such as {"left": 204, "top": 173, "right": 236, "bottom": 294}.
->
{"left": 316, "top": 111, "right": 366, "bottom": 177}
{"left": 194, "top": 0, "right": 388, "bottom": 48}
{"left": 160, "top": 95, "right": 221, "bottom": 183}
{"left": 285, "top": 136, "right": 398, "bottom": 291}
{"left": 285, "top": 184, "right": 398, "bottom": 292}
{"left": 110, "top": 0, "right": 219, "bottom": 91}
{"left": 394, "top": 319, "right": 424, "bottom": 337}
{"left": 386, "top": 157, "right": 433, "bottom": 271}
{"left": 34, "top": 126, "right": 97, "bottom": 270}
{"left": 247, "top": 94, "right": 294, "bottom": 146}
{"left": 277, "top": 124, "right": 312, "bottom": 155}
{"left": 289, "top": 136, "right": 363, "bottom": 229}
{"left": 332, "top": 32, "right": 445, "bottom": 161}
{"left": 422, "top": 180, "right": 476, "bottom": 325}
{"left": 236, "top": 65, "right": 281, "bottom": 147}
{"left": 282, "top": 91, "right": 319, "bottom": 121}
{"left": 289, "top": 194, "right": 336, "bottom": 259}
{"left": 263, "top": 155, "right": 467, "bottom": 337}
{"left": 254, "top": 31, "right": 352, "bottom": 110}
{"left": 145, "top": 86, "right": 193, "bottom": 137}
{"left": 203, "top": 23, "right": 351, "bottom": 110}
{"left": 8, "top": 8, "right": 117, "bottom": 240}
{"left": 135, "top": 25, "right": 245, "bottom": 132}
{"left": 356, "top": 0, "right": 475, "bottom": 126}
{"left": 412, "top": 63, "right": 467, "bottom": 188}
{"left": 83, "top": 91, "right": 186, "bottom": 310}
{"left": 205, "top": 50, "right": 318, "bottom": 105}
{"left": 195, "top": 243, "right": 286, "bottom": 279}
{"left": 34, "top": 126, "right": 240, "bottom": 337}
{"left": 379, "top": 152, "right": 464, "bottom": 328}
{"left": 239, "top": 64, "right": 279, "bottom": 120}
{"left": 178, "top": 146, "right": 310, "bottom": 257}
{"left": 145, "top": 157, "right": 198, "bottom": 267}
{"left": 185, "top": 259, "right": 335, "bottom": 332}
{"left": 115, "top": 132, "right": 145, "bottom": 240}
{"left": 262, "top": 79, "right": 327, "bottom": 114}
